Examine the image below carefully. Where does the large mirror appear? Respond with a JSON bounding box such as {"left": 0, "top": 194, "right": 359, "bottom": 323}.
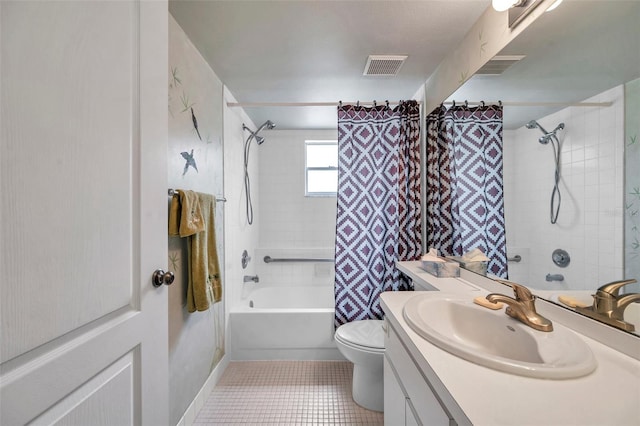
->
{"left": 446, "top": 1, "right": 640, "bottom": 334}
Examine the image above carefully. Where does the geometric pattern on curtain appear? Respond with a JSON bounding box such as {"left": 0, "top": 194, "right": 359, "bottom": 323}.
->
{"left": 334, "top": 100, "right": 422, "bottom": 327}
{"left": 426, "top": 104, "right": 508, "bottom": 278}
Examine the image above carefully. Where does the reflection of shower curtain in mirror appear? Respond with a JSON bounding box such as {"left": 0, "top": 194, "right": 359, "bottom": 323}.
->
{"left": 334, "top": 101, "right": 422, "bottom": 327}
{"left": 426, "top": 105, "right": 508, "bottom": 278}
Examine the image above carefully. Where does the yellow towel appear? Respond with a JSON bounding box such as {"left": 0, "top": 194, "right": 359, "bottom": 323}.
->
{"left": 168, "top": 190, "right": 205, "bottom": 237}
{"left": 186, "top": 193, "right": 222, "bottom": 312}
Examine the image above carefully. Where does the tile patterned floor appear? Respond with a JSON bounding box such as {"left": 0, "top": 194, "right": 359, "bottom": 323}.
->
{"left": 194, "top": 361, "right": 384, "bottom": 425}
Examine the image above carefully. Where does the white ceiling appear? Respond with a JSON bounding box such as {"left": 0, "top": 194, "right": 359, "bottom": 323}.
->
{"left": 169, "top": 1, "right": 640, "bottom": 131}
{"left": 169, "top": 0, "right": 491, "bottom": 130}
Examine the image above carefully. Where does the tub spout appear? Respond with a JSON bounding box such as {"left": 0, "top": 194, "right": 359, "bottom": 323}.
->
{"left": 546, "top": 273, "right": 564, "bottom": 282}
{"left": 243, "top": 275, "right": 259, "bottom": 283}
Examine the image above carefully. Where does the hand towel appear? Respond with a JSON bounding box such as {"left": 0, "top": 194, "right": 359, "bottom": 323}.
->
{"left": 187, "top": 193, "right": 222, "bottom": 312}
{"left": 168, "top": 190, "right": 205, "bottom": 237}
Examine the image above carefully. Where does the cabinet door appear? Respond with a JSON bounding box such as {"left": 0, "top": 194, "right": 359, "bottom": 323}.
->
{"left": 386, "top": 327, "right": 451, "bottom": 426}
{"left": 384, "top": 355, "right": 407, "bottom": 425}
{"left": 0, "top": 2, "right": 168, "bottom": 424}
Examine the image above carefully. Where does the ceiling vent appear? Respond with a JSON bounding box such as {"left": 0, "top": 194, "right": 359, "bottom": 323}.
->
{"left": 476, "top": 55, "right": 526, "bottom": 75}
{"left": 363, "top": 55, "right": 408, "bottom": 76}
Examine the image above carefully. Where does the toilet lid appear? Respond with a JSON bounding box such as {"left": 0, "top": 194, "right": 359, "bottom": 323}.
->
{"left": 335, "top": 320, "right": 385, "bottom": 349}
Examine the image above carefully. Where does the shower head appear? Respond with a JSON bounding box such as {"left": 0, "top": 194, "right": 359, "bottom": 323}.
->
{"left": 539, "top": 135, "right": 551, "bottom": 145}
{"left": 257, "top": 120, "right": 276, "bottom": 132}
{"left": 243, "top": 120, "right": 276, "bottom": 145}
{"left": 526, "top": 120, "right": 564, "bottom": 144}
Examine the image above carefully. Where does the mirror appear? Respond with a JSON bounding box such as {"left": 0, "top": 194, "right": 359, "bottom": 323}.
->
{"left": 446, "top": 1, "right": 640, "bottom": 334}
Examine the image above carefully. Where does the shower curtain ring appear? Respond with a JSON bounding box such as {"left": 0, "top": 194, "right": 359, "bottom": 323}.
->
{"left": 499, "top": 100, "right": 503, "bottom": 107}
{"left": 386, "top": 100, "right": 390, "bottom": 108}
{"left": 373, "top": 100, "right": 377, "bottom": 107}
{"left": 481, "top": 101, "right": 485, "bottom": 107}
{"left": 356, "top": 100, "right": 360, "bottom": 107}
{"left": 465, "top": 100, "right": 469, "bottom": 108}
{"left": 452, "top": 100, "right": 456, "bottom": 107}
{"left": 339, "top": 100, "right": 342, "bottom": 108}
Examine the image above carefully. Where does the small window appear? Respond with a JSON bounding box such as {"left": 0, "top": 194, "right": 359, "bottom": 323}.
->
{"left": 305, "top": 141, "right": 338, "bottom": 196}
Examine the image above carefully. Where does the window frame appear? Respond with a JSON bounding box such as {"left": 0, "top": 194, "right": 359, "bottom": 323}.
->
{"left": 304, "top": 140, "right": 338, "bottom": 197}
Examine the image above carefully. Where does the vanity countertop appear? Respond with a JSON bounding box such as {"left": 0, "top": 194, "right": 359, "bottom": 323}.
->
{"left": 381, "top": 262, "right": 640, "bottom": 425}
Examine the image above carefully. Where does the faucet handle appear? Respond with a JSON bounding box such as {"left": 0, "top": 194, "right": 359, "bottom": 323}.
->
{"left": 494, "top": 279, "right": 534, "bottom": 302}
{"left": 597, "top": 279, "right": 638, "bottom": 297}
{"left": 510, "top": 282, "right": 535, "bottom": 302}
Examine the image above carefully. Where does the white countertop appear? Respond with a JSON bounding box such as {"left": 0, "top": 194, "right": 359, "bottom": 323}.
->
{"left": 382, "top": 262, "right": 640, "bottom": 425}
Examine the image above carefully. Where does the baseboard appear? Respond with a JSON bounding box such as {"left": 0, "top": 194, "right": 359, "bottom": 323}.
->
{"left": 175, "top": 354, "right": 230, "bottom": 426}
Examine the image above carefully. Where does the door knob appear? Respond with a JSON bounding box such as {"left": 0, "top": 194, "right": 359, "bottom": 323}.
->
{"left": 152, "top": 269, "right": 175, "bottom": 287}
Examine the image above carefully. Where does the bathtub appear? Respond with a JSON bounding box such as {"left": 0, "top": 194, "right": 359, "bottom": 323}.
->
{"left": 229, "top": 286, "right": 344, "bottom": 360}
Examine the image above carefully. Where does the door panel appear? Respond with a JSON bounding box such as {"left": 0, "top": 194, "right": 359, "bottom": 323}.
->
{"left": 32, "top": 351, "right": 136, "bottom": 426}
{"left": 1, "top": 0, "right": 136, "bottom": 362}
{"left": 0, "top": 1, "right": 168, "bottom": 424}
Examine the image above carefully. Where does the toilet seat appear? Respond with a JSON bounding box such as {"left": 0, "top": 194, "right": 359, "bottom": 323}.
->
{"left": 335, "top": 320, "right": 385, "bottom": 352}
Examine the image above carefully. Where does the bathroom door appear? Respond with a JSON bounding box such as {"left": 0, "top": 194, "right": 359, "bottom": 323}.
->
{"left": 0, "top": 1, "right": 169, "bottom": 425}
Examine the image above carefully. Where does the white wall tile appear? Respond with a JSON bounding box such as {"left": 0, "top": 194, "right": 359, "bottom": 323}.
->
{"left": 504, "top": 85, "right": 624, "bottom": 292}
{"left": 255, "top": 130, "right": 338, "bottom": 287}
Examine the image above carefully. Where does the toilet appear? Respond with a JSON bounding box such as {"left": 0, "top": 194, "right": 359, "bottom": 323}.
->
{"left": 334, "top": 319, "right": 385, "bottom": 412}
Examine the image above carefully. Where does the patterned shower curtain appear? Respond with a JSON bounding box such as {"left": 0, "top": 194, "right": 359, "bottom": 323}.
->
{"left": 334, "top": 101, "right": 422, "bottom": 327}
{"left": 426, "top": 104, "right": 508, "bottom": 278}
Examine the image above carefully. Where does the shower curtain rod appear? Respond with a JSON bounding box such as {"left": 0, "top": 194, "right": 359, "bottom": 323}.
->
{"left": 443, "top": 100, "right": 612, "bottom": 107}
{"left": 226, "top": 100, "right": 612, "bottom": 108}
{"left": 226, "top": 100, "right": 421, "bottom": 108}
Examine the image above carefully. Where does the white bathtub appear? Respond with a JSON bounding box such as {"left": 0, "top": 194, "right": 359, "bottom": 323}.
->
{"left": 229, "top": 286, "right": 344, "bottom": 360}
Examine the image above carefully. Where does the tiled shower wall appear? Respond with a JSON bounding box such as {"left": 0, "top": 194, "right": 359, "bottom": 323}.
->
{"left": 257, "top": 130, "right": 338, "bottom": 287}
{"left": 503, "top": 85, "right": 624, "bottom": 291}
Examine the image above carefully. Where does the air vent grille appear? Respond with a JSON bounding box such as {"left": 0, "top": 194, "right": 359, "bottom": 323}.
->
{"left": 476, "top": 55, "right": 526, "bottom": 75}
{"left": 363, "top": 55, "right": 408, "bottom": 76}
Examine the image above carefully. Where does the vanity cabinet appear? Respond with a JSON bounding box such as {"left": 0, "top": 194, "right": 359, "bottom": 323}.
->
{"left": 384, "top": 321, "right": 452, "bottom": 426}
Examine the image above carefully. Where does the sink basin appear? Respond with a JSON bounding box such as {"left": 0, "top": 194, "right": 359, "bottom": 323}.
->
{"left": 403, "top": 294, "right": 597, "bottom": 379}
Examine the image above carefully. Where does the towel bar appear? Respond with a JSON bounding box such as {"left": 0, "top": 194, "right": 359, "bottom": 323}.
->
{"left": 168, "top": 188, "right": 226, "bottom": 203}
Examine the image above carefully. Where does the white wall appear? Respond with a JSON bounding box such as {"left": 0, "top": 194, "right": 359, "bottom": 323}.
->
{"left": 168, "top": 15, "right": 225, "bottom": 425}
{"left": 222, "top": 86, "right": 261, "bottom": 331}
{"left": 256, "top": 130, "right": 338, "bottom": 288}
{"left": 624, "top": 79, "right": 640, "bottom": 292}
{"left": 504, "top": 85, "right": 624, "bottom": 291}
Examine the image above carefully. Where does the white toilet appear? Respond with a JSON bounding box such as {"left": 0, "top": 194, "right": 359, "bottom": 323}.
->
{"left": 334, "top": 319, "right": 385, "bottom": 412}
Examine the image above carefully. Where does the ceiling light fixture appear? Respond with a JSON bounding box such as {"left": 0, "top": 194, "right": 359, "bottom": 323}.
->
{"left": 492, "top": 0, "right": 527, "bottom": 12}
{"left": 545, "top": 0, "right": 563, "bottom": 12}
{"left": 493, "top": 0, "right": 563, "bottom": 13}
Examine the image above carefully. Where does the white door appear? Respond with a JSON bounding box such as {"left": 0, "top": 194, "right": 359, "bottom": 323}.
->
{"left": 0, "top": 1, "right": 169, "bottom": 425}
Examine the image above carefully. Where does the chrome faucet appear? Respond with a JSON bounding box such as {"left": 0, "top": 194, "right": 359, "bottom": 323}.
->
{"left": 575, "top": 279, "right": 639, "bottom": 332}
{"left": 243, "top": 275, "right": 259, "bottom": 283}
{"left": 486, "top": 281, "right": 553, "bottom": 332}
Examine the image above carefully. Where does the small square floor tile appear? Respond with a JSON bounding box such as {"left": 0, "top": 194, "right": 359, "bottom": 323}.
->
{"left": 194, "top": 361, "right": 383, "bottom": 425}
